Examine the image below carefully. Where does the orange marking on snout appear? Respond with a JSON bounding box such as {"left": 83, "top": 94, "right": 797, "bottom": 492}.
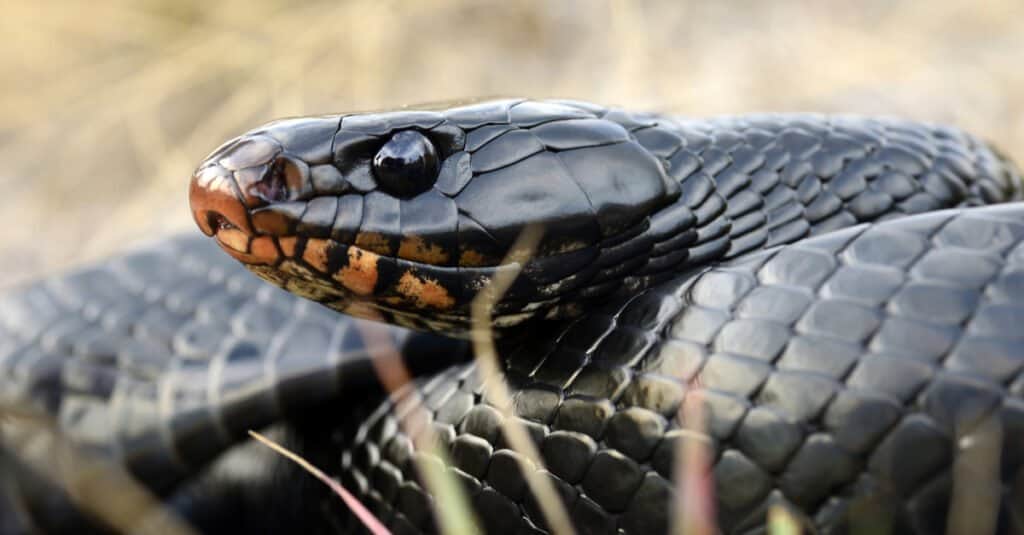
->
{"left": 189, "top": 165, "right": 253, "bottom": 235}
{"left": 216, "top": 239, "right": 275, "bottom": 266}
{"left": 249, "top": 236, "right": 280, "bottom": 263}
{"left": 250, "top": 208, "right": 296, "bottom": 236}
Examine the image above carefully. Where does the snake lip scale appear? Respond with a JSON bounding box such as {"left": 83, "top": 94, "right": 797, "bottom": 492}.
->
{"left": 2, "top": 98, "right": 1024, "bottom": 534}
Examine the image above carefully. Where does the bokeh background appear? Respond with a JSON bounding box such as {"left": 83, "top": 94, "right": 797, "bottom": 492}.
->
{"left": 2, "top": 0, "right": 1022, "bottom": 288}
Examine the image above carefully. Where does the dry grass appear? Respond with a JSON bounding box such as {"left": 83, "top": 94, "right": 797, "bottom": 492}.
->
{"left": 1, "top": 0, "right": 1023, "bottom": 286}
{"left": 672, "top": 386, "right": 715, "bottom": 535}
{"left": 1, "top": 1, "right": 1021, "bottom": 533}
{"left": 467, "top": 225, "right": 575, "bottom": 535}
{"left": 356, "top": 319, "right": 481, "bottom": 535}
{"left": 248, "top": 430, "right": 391, "bottom": 535}
{"left": 0, "top": 404, "right": 198, "bottom": 535}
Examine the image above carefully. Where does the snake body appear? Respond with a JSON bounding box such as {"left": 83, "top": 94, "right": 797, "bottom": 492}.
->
{"left": 2, "top": 99, "right": 1023, "bottom": 534}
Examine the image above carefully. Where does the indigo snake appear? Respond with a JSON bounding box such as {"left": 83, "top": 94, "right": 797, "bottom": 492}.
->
{"left": 1, "top": 99, "right": 1023, "bottom": 534}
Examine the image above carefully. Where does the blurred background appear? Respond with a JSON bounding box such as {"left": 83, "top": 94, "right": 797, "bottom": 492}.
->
{"left": 1, "top": 0, "right": 1022, "bottom": 288}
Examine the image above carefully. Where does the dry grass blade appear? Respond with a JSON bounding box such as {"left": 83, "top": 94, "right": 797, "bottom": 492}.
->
{"left": 469, "top": 224, "right": 576, "bottom": 535}
{"left": 947, "top": 412, "right": 1002, "bottom": 535}
{"left": 767, "top": 505, "right": 803, "bottom": 535}
{"left": 357, "top": 321, "right": 480, "bottom": 535}
{"left": 247, "top": 430, "right": 391, "bottom": 535}
{"left": 671, "top": 385, "right": 716, "bottom": 535}
{"left": 0, "top": 403, "right": 198, "bottom": 535}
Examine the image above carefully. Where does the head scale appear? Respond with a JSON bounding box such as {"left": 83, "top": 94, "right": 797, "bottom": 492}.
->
{"left": 189, "top": 99, "right": 689, "bottom": 335}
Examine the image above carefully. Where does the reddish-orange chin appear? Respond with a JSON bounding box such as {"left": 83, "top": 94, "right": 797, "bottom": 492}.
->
{"left": 214, "top": 231, "right": 385, "bottom": 300}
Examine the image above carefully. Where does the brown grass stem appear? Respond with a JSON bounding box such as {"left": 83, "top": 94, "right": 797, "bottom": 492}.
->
{"left": 248, "top": 430, "right": 391, "bottom": 535}
{"left": 469, "top": 224, "right": 576, "bottom": 535}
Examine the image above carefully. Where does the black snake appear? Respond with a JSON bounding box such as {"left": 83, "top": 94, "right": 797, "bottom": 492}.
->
{"left": 1, "top": 99, "right": 1023, "bottom": 534}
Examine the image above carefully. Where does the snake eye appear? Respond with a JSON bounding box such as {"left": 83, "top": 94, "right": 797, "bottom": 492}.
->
{"left": 372, "top": 130, "right": 439, "bottom": 197}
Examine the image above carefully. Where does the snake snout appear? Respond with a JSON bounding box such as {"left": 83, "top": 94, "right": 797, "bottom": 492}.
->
{"left": 188, "top": 167, "right": 253, "bottom": 261}
{"left": 189, "top": 163, "right": 249, "bottom": 236}
{"left": 189, "top": 133, "right": 287, "bottom": 262}
{"left": 191, "top": 124, "right": 338, "bottom": 263}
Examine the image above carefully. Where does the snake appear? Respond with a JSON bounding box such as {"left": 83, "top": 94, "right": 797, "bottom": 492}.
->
{"left": 1, "top": 98, "right": 1023, "bottom": 535}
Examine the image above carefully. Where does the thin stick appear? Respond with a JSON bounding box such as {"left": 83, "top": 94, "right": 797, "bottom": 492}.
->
{"left": 469, "top": 224, "right": 576, "bottom": 535}
{"left": 248, "top": 430, "right": 391, "bottom": 535}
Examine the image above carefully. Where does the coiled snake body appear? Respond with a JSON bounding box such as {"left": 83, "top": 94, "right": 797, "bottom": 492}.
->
{"left": 2, "top": 99, "right": 1023, "bottom": 534}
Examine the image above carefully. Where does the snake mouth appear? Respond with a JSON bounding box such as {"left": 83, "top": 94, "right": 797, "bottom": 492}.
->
{"left": 190, "top": 162, "right": 476, "bottom": 316}
{"left": 206, "top": 213, "right": 243, "bottom": 250}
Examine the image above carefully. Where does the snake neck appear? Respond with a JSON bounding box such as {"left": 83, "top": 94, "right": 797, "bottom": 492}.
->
{"left": 553, "top": 109, "right": 1024, "bottom": 319}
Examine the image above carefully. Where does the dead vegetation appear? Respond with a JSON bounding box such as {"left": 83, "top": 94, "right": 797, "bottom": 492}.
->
{"left": 0, "top": 1, "right": 1020, "bottom": 533}
{"left": 1, "top": 0, "right": 1022, "bottom": 287}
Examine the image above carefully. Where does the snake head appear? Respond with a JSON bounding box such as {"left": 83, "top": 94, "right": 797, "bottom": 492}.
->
{"left": 189, "top": 99, "right": 687, "bottom": 335}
